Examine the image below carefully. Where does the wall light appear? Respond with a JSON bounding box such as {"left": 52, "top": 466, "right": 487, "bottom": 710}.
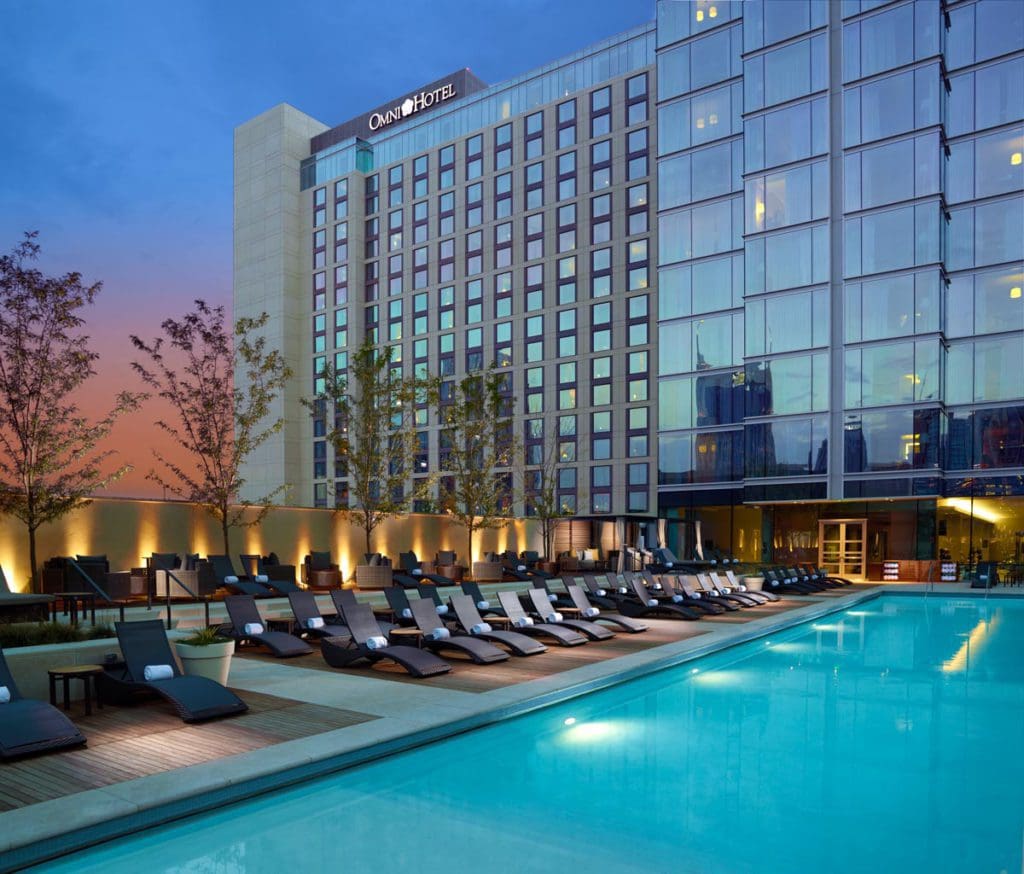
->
{"left": 1011, "top": 286, "right": 1022, "bottom": 299}
{"left": 1012, "top": 152, "right": 1022, "bottom": 166}
{"left": 696, "top": 9, "right": 704, "bottom": 21}
{"left": 709, "top": 5, "right": 718, "bottom": 17}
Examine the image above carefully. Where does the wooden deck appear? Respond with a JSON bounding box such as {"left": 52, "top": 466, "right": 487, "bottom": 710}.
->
{"left": 0, "top": 690, "right": 375, "bottom": 812}
{"left": 237, "top": 594, "right": 840, "bottom": 693}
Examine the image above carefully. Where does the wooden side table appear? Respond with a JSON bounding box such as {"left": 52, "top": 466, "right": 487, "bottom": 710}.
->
{"left": 48, "top": 664, "right": 104, "bottom": 715}
{"left": 388, "top": 627, "right": 424, "bottom": 648}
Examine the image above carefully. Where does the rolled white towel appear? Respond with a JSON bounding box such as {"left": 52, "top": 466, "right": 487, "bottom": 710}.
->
{"left": 692, "top": 591, "right": 702, "bottom": 599}
{"left": 476, "top": 599, "right": 490, "bottom": 610}
{"left": 255, "top": 574, "right": 270, "bottom": 583}
{"left": 411, "top": 569, "right": 422, "bottom": 576}
{"left": 710, "top": 559, "right": 718, "bottom": 565}
{"left": 428, "top": 627, "right": 451, "bottom": 641}
{"left": 517, "top": 565, "right": 527, "bottom": 571}
{"left": 545, "top": 612, "right": 564, "bottom": 623}
{"left": 652, "top": 583, "right": 663, "bottom": 590}
{"left": 224, "top": 575, "right": 239, "bottom": 583}
{"left": 617, "top": 587, "right": 628, "bottom": 594}
{"left": 436, "top": 604, "right": 449, "bottom": 615}
{"left": 401, "top": 608, "right": 413, "bottom": 619}
{"left": 143, "top": 664, "right": 174, "bottom": 681}
{"left": 672, "top": 594, "right": 684, "bottom": 603}
{"left": 471, "top": 622, "right": 493, "bottom": 634}
{"left": 306, "top": 617, "right": 325, "bottom": 629}
{"left": 646, "top": 599, "right": 659, "bottom": 607}
{"left": 737, "top": 585, "right": 748, "bottom": 591}
{"left": 547, "top": 593, "right": 557, "bottom": 602}
{"left": 666, "top": 562, "right": 674, "bottom": 568}
{"left": 712, "top": 589, "right": 722, "bottom": 597}
{"left": 243, "top": 622, "right": 264, "bottom": 635}
{"left": 596, "top": 589, "right": 607, "bottom": 596}
{"left": 366, "top": 635, "right": 389, "bottom": 650}
{"left": 513, "top": 616, "right": 534, "bottom": 628}
{"left": 582, "top": 607, "right": 600, "bottom": 618}
{"left": 0, "top": 685, "right": 10, "bottom": 704}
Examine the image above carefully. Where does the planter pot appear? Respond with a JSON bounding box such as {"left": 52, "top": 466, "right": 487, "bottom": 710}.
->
{"left": 743, "top": 576, "right": 765, "bottom": 592}
{"left": 174, "top": 640, "right": 235, "bottom": 686}
{"left": 472, "top": 561, "right": 504, "bottom": 582}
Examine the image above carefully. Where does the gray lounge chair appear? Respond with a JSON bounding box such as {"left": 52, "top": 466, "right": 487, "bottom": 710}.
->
{"left": 321, "top": 602, "right": 451, "bottom": 678}
{"left": 460, "top": 581, "right": 501, "bottom": 615}
{"left": 224, "top": 595, "right": 313, "bottom": 657}
{"left": 695, "top": 573, "right": 759, "bottom": 607}
{"left": 0, "top": 645, "right": 86, "bottom": 758}
{"left": 331, "top": 589, "right": 396, "bottom": 633}
{"left": 725, "top": 569, "right": 781, "bottom": 601}
{"left": 616, "top": 578, "right": 702, "bottom": 621}
{"left": 99, "top": 620, "right": 248, "bottom": 723}
{"left": 657, "top": 575, "right": 728, "bottom": 615}
{"left": 525, "top": 588, "right": 615, "bottom": 640}
{"left": 406, "top": 597, "right": 509, "bottom": 664}
{"left": 496, "top": 591, "right": 587, "bottom": 646}
{"left": 288, "top": 590, "right": 350, "bottom": 640}
{"left": 565, "top": 585, "right": 648, "bottom": 633}
{"left": 240, "top": 554, "right": 300, "bottom": 595}
{"left": 710, "top": 570, "right": 772, "bottom": 604}
{"left": 449, "top": 594, "right": 547, "bottom": 656}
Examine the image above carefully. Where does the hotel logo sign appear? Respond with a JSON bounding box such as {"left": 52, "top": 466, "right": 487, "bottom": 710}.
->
{"left": 369, "top": 82, "right": 457, "bottom": 132}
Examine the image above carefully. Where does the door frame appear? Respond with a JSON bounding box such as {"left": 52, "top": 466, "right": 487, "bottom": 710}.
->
{"left": 818, "top": 518, "right": 868, "bottom": 581}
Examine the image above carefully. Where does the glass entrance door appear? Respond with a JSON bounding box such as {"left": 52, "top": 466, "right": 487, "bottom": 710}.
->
{"left": 819, "top": 519, "right": 867, "bottom": 580}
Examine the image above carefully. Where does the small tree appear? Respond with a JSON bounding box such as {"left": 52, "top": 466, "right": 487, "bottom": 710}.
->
{"left": 524, "top": 435, "right": 571, "bottom": 562}
{"left": 304, "top": 338, "right": 439, "bottom": 557}
{"left": 130, "top": 300, "right": 292, "bottom": 555}
{"left": 0, "top": 233, "right": 144, "bottom": 590}
{"left": 437, "top": 367, "right": 518, "bottom": 566}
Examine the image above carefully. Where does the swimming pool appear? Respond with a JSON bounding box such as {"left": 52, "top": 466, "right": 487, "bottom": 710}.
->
{"left": 31, "top": 595, "right": 1024, "bottom": 873}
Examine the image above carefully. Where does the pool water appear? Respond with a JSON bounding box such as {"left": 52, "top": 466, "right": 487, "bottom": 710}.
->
{"left": 34, "top": 596, "right": 1024, "bottom": 873}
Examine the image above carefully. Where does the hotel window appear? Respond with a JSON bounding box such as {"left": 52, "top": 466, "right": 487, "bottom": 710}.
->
{"left": 525, "top": 212, "right": 544, "bottom": 261}
{"left": 495, "top": 321, "right": 513, "bottom": 367}
{"left": 525, "top": 263, "right": 543, "bottom": 312}
{"left": 334, "top": 178, "right": 348, "bottom": 219}
{"left": 465, "top": 182, "right": 483, "bottom": 228}
{"left": 495, "top": 271, "right": 513, "bottom": 318}
{"left": 438, "top": 331, "right": 455, "bottom": 377}
{"left": 495, "top": 219, "right": 513, "bottom": 267}
{"left": 388, "top": 209, "right": 403, "bottom": 252}
{"left": 465, "top": 327, "right": 483, "bottom": 372}
{"left": 525, "top": 162, "right": 544, "bottom": 210}
{"left": 387, "top": 251, "right": 403, "bottom": 297}
{"left": 557, "top": 150, "right": 577, "bottom": 201}
{"left": 466, "top": 231, "right": 483, "bottom": 276}
{"left": 558, "top": 98, "right": 576, "bottom": 149}
{"left": 365, "top": 173, "right": 379, "bottom": 215}
{"left": 495, "top": 122, "right": 513, "bottom": 170}
{"left": 413, "top": 246, "right": 428, "bottom": 290}
{"left": 465, "top": 133, "right": 483, "bottom": 180}
{"left": 438, "top": 190, "right": 455, "bottom": 237}
{"left": 744, "top": 32, "right": 826, "bottom": 114}
{"left": 412, "top": 200, "right": 429, "bottom": 245}
{"left": 438, "top": 144, "right": 455, "bottom": 189}
{"left": 525, "top": 110, "right": 543, "bottom": 160}
{"left": 843, "top": 64, "right": 941, "bottom": 148}
{"left": 591, "top": 139, "right": 612, "bottom": 191}
{"left": 334, "top": 264, "right": 347, "bottom": 308}
{"left": 412, "top": 292, "right": 429, "bottom": 336}
{"left": 495, "top": 171, "right": 513, "bottom": 220}
{"left": 591, "top": 85, "right": 611, "bottom": 137}
{"left": 626, "top": 127, "right": 649, "bottom": 181}
{"left": 314, "top": 186, "right": 327, "bottom": 226}
{"left": 387, "top": 298, "right": 402, "bottom": 342}
{"left": 626, "top": 72, "right": 648, "bottom": 126}
{"left": 438, "top": 285, "right": 455, "bottom": 331}
{"left": 388, "top": 164, "right": 403, "bottom": 207}
{"left": 412, "top": 155, "right": 429, "bottom": 199}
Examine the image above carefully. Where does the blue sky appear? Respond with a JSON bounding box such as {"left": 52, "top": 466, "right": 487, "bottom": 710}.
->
{"left": 0, "top": 0, "right": 653, "bottom": 495}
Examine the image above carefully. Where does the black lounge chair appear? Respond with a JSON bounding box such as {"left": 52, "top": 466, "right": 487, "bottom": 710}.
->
{"left": 708, "top": 571, "right": 771, "bottom": 605}
{"left": 496, "top": 591, "right": 587, "bottom": 646}
{"left": 224, "top": 596, "right": 313, "bottom": 657}
{"left": 579, "top": 573, "right": 623, "bottom": 610}
{"left": 330, "top": 589, "right": 395, "bottom": 633}
{"left": 384, "top": 586, "right": 417, "bottom": 624}
{"left": 449, "top": 594, "right": 547, "bottom": 656}
{"left": 100, "top": 620, "right": 248, "bottom": 723}
{"left": 322, "top": 602, "right": 451, "bottom": 678}
{"left": 660, "top": 575, "right": 731, "bottom": 614}
{"left": 414, "top": 583, "right": 455, "bottom": 619}
{"left": 519, "top": 550, "right": 554, "bottom": 578}
{"left": 695, "top": 573, "right": 759, "bottom": 607}
{"left": 616, "top": 578, "right": 702, "bottom": 621}
{"left": 397, "top": 551, "right": 451, "bottom": 586}
{"left": 208, "top": 555, "right": 273, "bottom": 596}
{"left": 406, "top": 597, "right": 509, "bottom": 664}
{"left": 525, "top": 588, "right": 615, "bottom": 640}
{"left": 240, "top": 554, "right": 300, "bottom": 595}
{"left": 288, "top": 590, "right": 350, "bottom": 640}
{"left": 565, "top": 585, "right": 648, "bottom": 633}
{"left": 460, "top": 580, "right": 502, "bottom": 615}
{"left": 0, "top": 645, "right": 86, "bottom": 758}
{"left": 725, "top": 569, "right": 781, "bottom": 602}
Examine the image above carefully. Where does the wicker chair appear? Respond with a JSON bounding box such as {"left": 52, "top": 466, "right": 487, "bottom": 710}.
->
{"left": 303, "top": 551, "right": 340, "bottom": 589}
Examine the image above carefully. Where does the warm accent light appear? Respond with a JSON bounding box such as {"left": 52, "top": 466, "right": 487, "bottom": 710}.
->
{"left": 942, "top": 615, "right": 997, "bottom": 673}
{"left": 695, "top": 117, "right": 705, "bottom": 129}
{"left": 696, "top": 9, "right": 704, "bottom": 21}
{"left": 1011, "top": 286, "right": 1022, "bottom": 299}
{"left": 903, "top": 373, "right": 921, "bottom": 384}
{"left": 709, "top": 5, "right": 718, "bottom": 18}
{"left": 1012, "top": 152, "right": 1022, "bottom": 166}
{"left": 942, "top": 497, "right": 1003, "bottom": 525}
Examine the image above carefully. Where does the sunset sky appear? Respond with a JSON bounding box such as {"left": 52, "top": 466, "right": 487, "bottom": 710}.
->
{"left": 0, "top": 0, "right": 651, "bottom": 499}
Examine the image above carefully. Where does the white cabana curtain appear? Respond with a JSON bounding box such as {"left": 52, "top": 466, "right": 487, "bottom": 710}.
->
{"left": 616, "top": 517, "right": 626, "bottom": 573}
{"left": 657, "top": 518, "right": 667, "bottom": 549}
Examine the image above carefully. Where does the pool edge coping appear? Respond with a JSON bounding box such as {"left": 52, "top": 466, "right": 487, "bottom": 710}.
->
{"left": 3, "top": 585, "right": 974, "bottom": 870}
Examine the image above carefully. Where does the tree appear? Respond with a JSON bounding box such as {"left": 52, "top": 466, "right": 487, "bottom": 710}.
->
{"left": 437, "top": 367, "right": 518, "bottom": 567}
{"left": 131, "top": 300, "right": 292, "bottom": 555}
{"left": 0, "top": 233, "right": 144, "bottom": 590}
{"left": 305, "top": 338, "right": 439, "bottom": 556}
{"left": 524, "top": 434, "right": 572, "bottom": 562}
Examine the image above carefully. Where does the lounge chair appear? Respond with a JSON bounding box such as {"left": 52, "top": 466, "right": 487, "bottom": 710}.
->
{"left": 761, "top": 568, "right": 816, "bottom": 594}
{"left": 709, "top": 570, "right": 771, "bottom": 605}
{"left": 519, "top": 550, "right": 554, "bottom": 578}
{"left": 725, "top": 569, "right": 781, "bottom": 601}
{"left": 397, "top": 551, "right": 451, "bottom": 586}
{"left": 496, "top": 591, "right": 587, "bottom": 646}
{"left": 564, "top": 585, "right": 648, "bottom": 633}
{"left": 695, "top": 573, "right": 759, "bottom": 607}
{"left": 224, "top": 596, "right": 313, "bottom": 657}
{"left": 656, "top": 575, "right": 728, "bottom": 615}
{"left": 406, "top": 597, "right": 509, "bottom": 664}
{"left": 0, "top": 645, "right": 86, "bottom": 758}
{"left": 449, "top": 594, "right": 547, "bottom": 655}
{"left": 321, "top": 602, "right": 451, "bottom": 678}
{"left": 579, "top": 573, "right": 624, "bottom": 610}
{"left": 100, "top": 620, "right": 248, "bottom": 723}
{"left": 460, "top": 581, "right": 501, "bottom": 615}
{"left": 615, "top": 578, "right": 702, "bottom": 621}
{"left": 330, "top": 589, "right": 395, "bottom": 633}
{"left": 384, "top": 586, "right": 417, "bottom": 624}
{"left": 288, "top": 590, "right": 350, "bottom": 640}
{"left": 207, "top": 555, "right": 273, "bottom": 596}
{"left": 414, "top": 583, "right": 455, "bottom": 619}
{"left": 240, "top": 554, "right": 300, "bottom": 595}
{"left": 525, "top": 588, "right": 615, "bottom": 640}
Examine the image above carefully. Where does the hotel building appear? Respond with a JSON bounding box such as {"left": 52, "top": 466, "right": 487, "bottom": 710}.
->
{"left": 235, "top": 0, "right": 1024, "bottom": 579}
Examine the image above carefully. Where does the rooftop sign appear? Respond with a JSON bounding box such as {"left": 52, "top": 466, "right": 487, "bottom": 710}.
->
{"left": 369, "top": 83, "right": 457, "bottom": 131}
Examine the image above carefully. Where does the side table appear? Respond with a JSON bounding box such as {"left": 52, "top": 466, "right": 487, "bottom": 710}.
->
{"left": 48, "top": 664, "right": 104, "bottom": 716}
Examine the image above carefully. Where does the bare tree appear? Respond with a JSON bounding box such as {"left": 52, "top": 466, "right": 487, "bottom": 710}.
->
{"left": 305, "top": 338, "right": 438, "bottom": 556}
{"left": 0, "top": 233, "right": 143, "bottom": 589}
{"left": 437, "top": 367, "right": 518, "bottom": 566}
{"left": 524, "top": 434, "right": 571, "bottom": 562}
{"left": 131, "top": 300, "right": 292, "bottom": 555}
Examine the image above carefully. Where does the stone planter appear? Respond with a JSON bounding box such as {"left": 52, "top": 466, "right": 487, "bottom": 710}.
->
{"left": 472, "top": 561, "right": 504, "bottom": 582}
{"left": 355, "top": 565, "right": 393, "bottom": 589}
{"left": 174, "top": 639, "right": 235, "bottom": 686}
{"left": 743, "top": 576, "right": 765, "bottom": 592}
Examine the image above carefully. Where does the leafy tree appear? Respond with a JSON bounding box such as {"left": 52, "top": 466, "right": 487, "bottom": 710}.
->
{"left": 524, "top": 435, "right": 571, "bottom": 562}
{"left": 437, "top": 367, "right": 518, "bottom": 567}
{"left": 305, "top": 338, "right": 438, "bottom": 556}
{"left": 0, "top": 233, "right": 143, "bottom": 590}
{"left": 131, "top": 300, "right": 292, "bottom": 555}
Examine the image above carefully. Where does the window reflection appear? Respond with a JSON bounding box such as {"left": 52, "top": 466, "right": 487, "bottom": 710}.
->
{"left": 844, "top": 408, "right": 941, "bottom": 472}
{"left": 744, "top": 417, "right": 828, "bottom": 478}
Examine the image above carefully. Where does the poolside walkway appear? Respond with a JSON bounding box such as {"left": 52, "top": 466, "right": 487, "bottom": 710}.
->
{"left": 3, "top": 582, "right": 980, "bottom": 870}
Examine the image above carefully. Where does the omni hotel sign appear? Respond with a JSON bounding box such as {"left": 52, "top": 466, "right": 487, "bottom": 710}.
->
{"left": 369, "top": 82, "right": 457, "bottom": 131}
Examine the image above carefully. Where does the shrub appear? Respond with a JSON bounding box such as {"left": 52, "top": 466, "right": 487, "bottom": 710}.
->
{"left": 0, "top": 621, "right": 115, "bottom": 648}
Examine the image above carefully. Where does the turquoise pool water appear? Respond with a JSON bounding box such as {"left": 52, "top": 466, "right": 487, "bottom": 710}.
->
{"left": 34, "top": 596, "right": 1024, "bottom": 873}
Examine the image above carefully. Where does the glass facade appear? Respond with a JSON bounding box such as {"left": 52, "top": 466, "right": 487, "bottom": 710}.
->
{"left": 655, "top": 0, "right": 1024, "bottom": 571}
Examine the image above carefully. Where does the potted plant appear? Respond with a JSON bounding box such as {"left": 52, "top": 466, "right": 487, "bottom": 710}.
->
{"left": 174, "top": 626, "right": 235, "bottom": 685}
